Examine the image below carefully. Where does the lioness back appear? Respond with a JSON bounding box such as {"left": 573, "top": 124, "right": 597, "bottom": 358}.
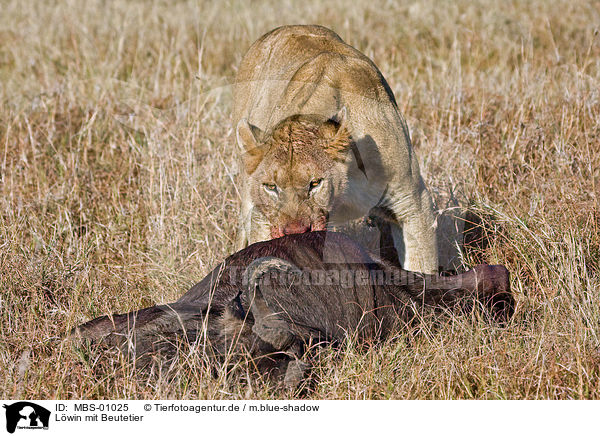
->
{"left": 234, "top": 25, "right": 397, "bottom": 132}
{"left": 233, "top": 25, "right": 438, "bottom": 274}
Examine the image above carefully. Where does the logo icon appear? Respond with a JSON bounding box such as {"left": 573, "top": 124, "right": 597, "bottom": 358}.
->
{"left": 3, "top": 402, "right": 50, "bottom": 434}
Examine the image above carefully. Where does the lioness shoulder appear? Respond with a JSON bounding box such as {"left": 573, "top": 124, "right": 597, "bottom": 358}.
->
{"left": 233, "top": 25, "right": 438, "bottom": 274}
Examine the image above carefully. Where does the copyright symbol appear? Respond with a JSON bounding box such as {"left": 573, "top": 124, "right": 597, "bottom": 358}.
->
{"left": 144, "top": 404, "right": 152, "bottom": 411}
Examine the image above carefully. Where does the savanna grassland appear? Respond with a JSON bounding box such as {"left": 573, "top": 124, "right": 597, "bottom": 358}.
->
{"left": 1, "top": 0, "right": 599, "bottom": 399}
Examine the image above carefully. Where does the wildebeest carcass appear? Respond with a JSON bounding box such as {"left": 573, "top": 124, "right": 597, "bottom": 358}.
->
{"left": 72, "top": 231, "right": 513, "bottom": 388}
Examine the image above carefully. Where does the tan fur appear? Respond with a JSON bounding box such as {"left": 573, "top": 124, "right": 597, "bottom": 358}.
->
{"left": 233, "top": 25, "right": 438, "bottom": 273}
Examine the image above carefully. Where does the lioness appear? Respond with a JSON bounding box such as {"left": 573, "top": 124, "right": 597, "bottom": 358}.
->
{"left": 234, "top": 25, "right": 437, "bottom": 273}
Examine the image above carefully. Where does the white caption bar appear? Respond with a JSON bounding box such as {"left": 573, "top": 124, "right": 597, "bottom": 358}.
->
{"left": 0, "top": 400, "right": 595, "bottom": 436}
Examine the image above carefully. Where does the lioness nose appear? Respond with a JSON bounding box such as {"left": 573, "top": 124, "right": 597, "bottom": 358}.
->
{"left": 282, "top": 221, "right": 311, "bottom": 235}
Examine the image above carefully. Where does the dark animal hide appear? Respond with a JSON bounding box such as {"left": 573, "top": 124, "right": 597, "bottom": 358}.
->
{"left": 72, "top": 231, "right": 513, "bottom": 388}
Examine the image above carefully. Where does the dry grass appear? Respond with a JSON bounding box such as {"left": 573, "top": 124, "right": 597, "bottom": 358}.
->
{"left": 1, "top": 0, "right": 599, "bottom": 399}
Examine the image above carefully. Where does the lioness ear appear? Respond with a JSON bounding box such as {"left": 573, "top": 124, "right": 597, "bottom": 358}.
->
{"left": 236, "top": 118, "right": 265, "bottom": 174}
{"left": 330, "top": 106, "right": 347, "bottom": 125}
{"left": 323, "top": 107, "right": 351, "bottom": 160}
{"left": 236, "top": 118, "right": 263, "bottom": 151}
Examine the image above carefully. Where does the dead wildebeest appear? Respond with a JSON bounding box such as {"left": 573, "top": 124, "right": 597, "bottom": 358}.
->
{"left": 72, "top": 231, "right": 513, "bottom": 389}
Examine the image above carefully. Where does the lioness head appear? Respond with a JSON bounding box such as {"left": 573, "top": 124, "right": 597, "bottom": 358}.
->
{"left": 237, "top": 109, "right": 351, "bottom": 239}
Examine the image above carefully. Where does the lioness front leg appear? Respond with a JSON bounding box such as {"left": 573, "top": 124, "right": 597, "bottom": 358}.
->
{"left": 236, "top": 215, "right": 249, "bottom": 251}
{"left": 237, "top": 200, "right": 271, "bottom": 250}
{"left": 390, "top": 191, "right": 438, "bottom": 274}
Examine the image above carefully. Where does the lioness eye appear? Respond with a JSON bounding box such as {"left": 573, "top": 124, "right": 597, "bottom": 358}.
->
{"left": 308, "top": 179, "right": 323, "bottom": 192}
{"left": 263, "top": 183, "right": 278, "bottom": 193}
